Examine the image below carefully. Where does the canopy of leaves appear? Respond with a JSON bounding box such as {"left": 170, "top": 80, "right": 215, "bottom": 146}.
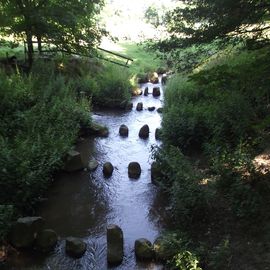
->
{"left": 0, "top": 0, "right": 106, "bottom": 54}
{"left": 156, "top": 0, "right": 270, "bottom": 51}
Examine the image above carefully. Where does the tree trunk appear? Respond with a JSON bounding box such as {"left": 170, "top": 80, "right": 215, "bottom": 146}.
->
{"left": 26, "top": 30, "right": 34, "bottom": 68}
{"left": 37, "top": 35, "right": 42, "bottom": 54}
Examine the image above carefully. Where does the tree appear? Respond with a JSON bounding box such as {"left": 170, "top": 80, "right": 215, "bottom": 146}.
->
{"left": 0, "top": 0, "right": 105, "bottom": 67}
{"left": 155, "top": 0, "right": 270, "bottom": 51}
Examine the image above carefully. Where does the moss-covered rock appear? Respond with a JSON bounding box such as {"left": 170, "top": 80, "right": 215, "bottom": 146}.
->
{"left": 107, "top": 224, "right": 124, "bottom": 265}
{"left": 10, "top": 217, "right": 44, "bottom": 248}
{"left": 139, "top": 125, "right": 150, "bottom": 139}
{"left": 103, "top": 162, "right": 114, "bottom": 177}
{"left": 119, "top": 124, "right": 129, "bottom": 137}
{"left": 135, "top": 238, "right": 154, "bottom": 261}
{"left": 64, "top": 150, "right": 85, "bottom": 172}
{"left": 153, "top": 87, "right": 161, "bottom": 97}
{"left": 128, "top": 162, "right": 142, "bottom": 179}
{"left": 65, "top": 237, "right": 86, "bottom": 258}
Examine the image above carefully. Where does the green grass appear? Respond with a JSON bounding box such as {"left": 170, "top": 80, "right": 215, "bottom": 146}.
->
{"left": 100, "top": 41, "right": 166, "bottom": 75}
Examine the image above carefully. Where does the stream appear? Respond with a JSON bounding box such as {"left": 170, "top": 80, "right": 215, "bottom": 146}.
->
{"left": 6, "top": 79, "right": 168, "bottom": 270}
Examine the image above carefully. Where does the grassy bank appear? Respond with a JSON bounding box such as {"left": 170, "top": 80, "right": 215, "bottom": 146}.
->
{"left": 155, "top": 47, "right": 270, "bottom": 269}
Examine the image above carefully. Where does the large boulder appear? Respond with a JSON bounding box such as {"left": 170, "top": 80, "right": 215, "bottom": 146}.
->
{"left": 107, "top": 224, "right": 124, "bottom": 265}
{"left": 64, "top": 150, "right": 85, "bottom": 172}
{"left": 88, "top": 158, "right": 99, "bottom": 171}
{"left": 103, "top": 162, "right": 114, "bottom": 177}
{"left": 119, "top": 124, "right": 129, "bottom": 137}
{"left": 136, "top": 102, "right": 143, "bottom": 111}
{"left": 36, "top": 229, "right": 58, "bottom": 252}
{"left": 144, "top": 87, "right": 149, "bottom": 96}
{"left": 155, "top": 128, "right": 162, "bottom": 140}
{"left": 10, "top": 217, "right": 44, "bottom": 248}
{"left": 153, "top": 87, "right": 161, "bottom": 97}
{"left": 65, "top": 237, "right": 86, "bottom": 258}
{"left": 139, "top": 125, "right": 150, "bottom": 139}
{"left": 135, "top": 238, "right": 154, "bottom": 261}
{"left": 128, "top": 162, "right": 142, "bottom": 179}
{"left": 151, "top": 162, "right": 162, "bottom": 185}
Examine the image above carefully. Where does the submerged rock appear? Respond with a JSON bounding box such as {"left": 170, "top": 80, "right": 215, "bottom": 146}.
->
{"left": 136, "top": 102, "right": 143, "bottom": 111}
{"left": 107, "top": 224, "right": 124, "bottom": 265}
{"left": 36, "top": 229, "right": 58, "bottom": 252}
{"left": 65, "top": 237, "right": 86, "bottom": 258}
{"left": 119, "top": 124, "right": 129, "bottom": 137}
{"left": 139, "top": 125, "right": 150, "bottom": 139}
{"left": 148, "top": 107, "right": 155, "bottom": 112}
{"left": 10, "top": 217, "right": 44, "bottom": 248}
{"left": 103, "top": 162, "right": 114, "bottom": 177}
{"left": 144, "top": 87, "right": 149, "bottom": 96}
{"left": 135, "top": 238, "right": 154, "bottom": 261}
{"left": 128, "top": 162, "right": 142, "bottom": 179}
{"left": 64, "top": 150, "right": 85, "bottom": 172}
{"left": 153, "top": 87, "right": 161, "bottom": 97}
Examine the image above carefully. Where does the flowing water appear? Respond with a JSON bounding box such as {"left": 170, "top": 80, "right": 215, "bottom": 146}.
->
{"left": 6, "top": 79, "right": 169, "bottom": 270}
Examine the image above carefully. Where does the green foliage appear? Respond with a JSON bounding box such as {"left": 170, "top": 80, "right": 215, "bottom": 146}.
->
{"left": 173, "top": 251, "right": 202, "bottom": 270}
{"left": 163, "top": 48, "right": 270, "bottom": 151}
{"left": 0, "top": 67, "right": 90, "bottom": 213}
{"left": 158, "top": 46, "right": 270, "bottom": 269}
{"left": 153, "top": 146, "right": 210, "bottom": 225}
{"left": 93, "top": 64, "right": 131, "bottom": 107}
{"left": 0, "top": 205, "right": 15, "bottom": 241}
{"left": 155, "top": 0, "right": 270, "bottom": 52}
{"left": 208, "top": 238, "right": 232, "bottom": 270}
{"left": 0, "top": 0, "right": 106, "bottom": 65}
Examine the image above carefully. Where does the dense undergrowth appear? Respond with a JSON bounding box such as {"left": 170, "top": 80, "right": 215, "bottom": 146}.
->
{"left": 156, "top": 47, "right": 270, "bottom": 269}
{"left": 0, "top": 57, "right": 132, "bottom": 242}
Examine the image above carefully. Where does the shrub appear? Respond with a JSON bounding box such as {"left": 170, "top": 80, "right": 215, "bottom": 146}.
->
{"left": 93, "top": 64, "right": 131, "bottom": 107}
{"left": 173, "top": 251, "right": 202, "bottom": 270}
{"left": 153, "top": 146, "right": 210, "bottom": 225}
{"left": 0, "top": 68, "right": 91, "bottom": 212}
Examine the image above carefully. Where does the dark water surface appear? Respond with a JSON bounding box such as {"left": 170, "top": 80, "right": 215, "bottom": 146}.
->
{"left": 7, "top": 80, "right": 168, "bottom": 270}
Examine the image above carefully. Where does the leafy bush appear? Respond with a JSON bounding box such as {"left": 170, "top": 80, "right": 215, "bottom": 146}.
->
{"left": 153, "top": 146, "right": 210, "bottom": 225}
{"left": 163, "top": 48, "right": 270, "bottom": 151}
{"left": 93, "top": 64, "right": 131, "bottom": 107}
{"left": 0, "top": 205, "right": 15, "bottom": 242}
{"left": 173, "top": 251, "right": 202, "bottom": 270}
{"left": 0, "top": 68, "right": 91, "bottom": 214}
